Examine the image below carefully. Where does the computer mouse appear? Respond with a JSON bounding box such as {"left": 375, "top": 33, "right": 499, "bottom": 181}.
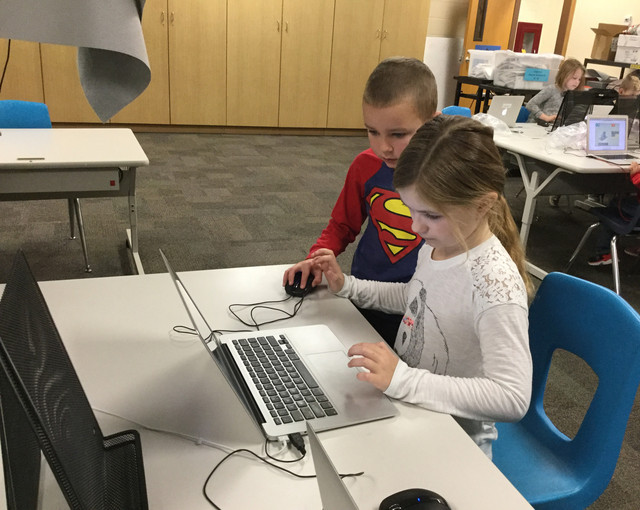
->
{"left": 284, "top": 271, "right": 315, "bottom": 298}
{"left": 379, "top": 488, "right": 451, "bottom": 510}
{"left": 536, "top": 117, "right": 550, "bottom": 128}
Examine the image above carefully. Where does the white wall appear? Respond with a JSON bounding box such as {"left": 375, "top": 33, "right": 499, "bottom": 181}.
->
{"left": 518, "top": 0, "right": 562, "bottom": 54}
{"left": 566, "top": 0, "right": 638, "bottom": 75}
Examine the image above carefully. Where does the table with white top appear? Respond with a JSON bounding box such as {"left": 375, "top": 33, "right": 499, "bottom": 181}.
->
{"left": 0, "top": 128, "right": 149, "bottom": 273}
{"left": 0, "top": 263, "right": 532, "bottom": 510}
{"left": 494, "top": 123, "right": 640, "bottom": 279}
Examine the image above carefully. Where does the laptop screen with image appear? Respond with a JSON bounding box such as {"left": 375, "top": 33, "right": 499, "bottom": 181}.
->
{"left": 586, "top": 115, "right": 628, "bottom": 155}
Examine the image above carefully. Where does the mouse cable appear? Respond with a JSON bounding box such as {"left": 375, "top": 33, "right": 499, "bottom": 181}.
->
{"left": 227, "top": 295, "right": 304, "bottom": 331}
{"left": 202, "top": 437, "right": 364, "bottom": 509}
{"left": 171, "top": 325, "right": 253, "bottom": 344}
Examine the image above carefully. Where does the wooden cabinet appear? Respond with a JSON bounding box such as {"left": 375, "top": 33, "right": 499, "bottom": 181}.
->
{"left": 111, "top": 0, "right": 226, "bottom": 125}
{"left": 227, "top": 0, "right": 282, "bottom": 127}
{"left": 279, "top": 0, "right": 334, "bottom": 128}
{"left": 168, "top": 0, "right": 226, "bottom": 125}
{"left": 227, "top": 0, "right": 334, "bottom": 128}
{"left": 5, "top": 0, "right": 428, "bottom": 129}
{"left": 111, "top": 0, "right": 170, "bottom": 125}
{"left": 0, "top": 39, "right": 44, "bottom": 102}
{"left": 327, "top": 0, "right": 430, "bottom": 129}
{"left": 41, "top": 44, "right": 102, "bottom": 123}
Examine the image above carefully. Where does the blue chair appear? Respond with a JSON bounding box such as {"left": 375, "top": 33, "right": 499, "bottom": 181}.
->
{"left": 0, "top": 100, "right": 91, "bottom": 272}
{"left": 516, "top": 105, "right": 530, "bottom": 123}
{"left": 493, "top": 272, "right": 640, "bottom": 509}
{"left": 441, "top": 105, "right": 472, "bottom": 117}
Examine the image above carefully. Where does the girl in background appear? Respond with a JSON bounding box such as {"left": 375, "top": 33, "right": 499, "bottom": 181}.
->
{"left": 526, "top": 57, "right": 586, "bottom": 124}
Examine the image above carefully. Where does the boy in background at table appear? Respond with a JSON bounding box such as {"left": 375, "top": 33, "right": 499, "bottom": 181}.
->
{"left": 283, "top": 57, "right": 438, "bottom": 347}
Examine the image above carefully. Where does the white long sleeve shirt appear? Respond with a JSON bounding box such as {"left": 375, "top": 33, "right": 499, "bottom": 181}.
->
{"left": 336, "top": 235, "right": 532, "bottom": 457}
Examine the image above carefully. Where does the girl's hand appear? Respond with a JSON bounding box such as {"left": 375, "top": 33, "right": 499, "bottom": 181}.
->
{"left": 630, "top": 161, "right": 639, "bottom": 177}
{"left": 347, "top": 342, "right": 399, "bottom": 392}
{"left": 309, "top": 249, "right": 344, "bottom": 293}
{"left": 539, "top": 113, "right": 557, "bottom": 123}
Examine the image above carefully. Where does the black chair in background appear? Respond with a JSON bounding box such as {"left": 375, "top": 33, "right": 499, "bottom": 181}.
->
{"left": 0, "top": 250, "right": 148, "bottom": 510}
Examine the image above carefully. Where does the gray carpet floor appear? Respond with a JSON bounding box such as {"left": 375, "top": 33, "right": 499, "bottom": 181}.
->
{"left": 1, "top": 131, "right": 639, "bottom": 508}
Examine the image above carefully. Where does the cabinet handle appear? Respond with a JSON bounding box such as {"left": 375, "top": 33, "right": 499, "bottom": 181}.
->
{"left": 376, "top": 28, "right": 381, "bottom": 39}
{"left": 382, "top": 30, "right": 388, "bottom": 40}
{"left": 160, "top": 11, "right": 165, "bottom": 25}
{"left": 284, "top": 21, "right": 289, "bottom": 33}
{"left": 277, "top": 20, "right": 280, "bottom": 32}
{"left": 170, "top": 12, "right": 175, "bottom": 25}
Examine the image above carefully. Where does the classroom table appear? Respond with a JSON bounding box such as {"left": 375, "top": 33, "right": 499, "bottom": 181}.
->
{"left": 0, "top": 264, "right": 533, "bottom": 510}
{"left": 494, "top": 123, "right": 640, "bottom": 279}
{"left": 0, "top": 128, "right": 149, "bottom": 274}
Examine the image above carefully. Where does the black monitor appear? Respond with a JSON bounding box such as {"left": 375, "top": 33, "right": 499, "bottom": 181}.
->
{"left": 551, "top": 89, "right": 619, "bottom": 131}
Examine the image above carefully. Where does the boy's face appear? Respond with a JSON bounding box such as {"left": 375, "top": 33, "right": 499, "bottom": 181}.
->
{"left": 362, "top": 99, "right": 426, "bottom": 168}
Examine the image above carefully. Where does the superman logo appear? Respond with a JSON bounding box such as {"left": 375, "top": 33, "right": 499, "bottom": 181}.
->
{"left": 366, "top": 187, "right": 421, "bottom": 263}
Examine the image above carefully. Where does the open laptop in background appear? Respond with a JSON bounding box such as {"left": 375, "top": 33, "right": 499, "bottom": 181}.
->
{"left": 486, "top": 95, "right": 525, "bottom": 127}
{"left": 585, "top": 115, "right": 639, "bottom": 164}
{"left": 551, "top": 88, "right": 618, "bottom": 131}
{"left": 307, "top": 422, "right": 359, "bottom": 510}
{"left": 159, "top": 249, "right": 397, "bottom": 440}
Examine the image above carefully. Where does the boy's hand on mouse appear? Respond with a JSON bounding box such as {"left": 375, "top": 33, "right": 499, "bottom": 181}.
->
{"left": 282, "top": 259, "right": 321, "bottom": 289}
{"left": 347, "top": 342, "right": 398, "bottom": 392}
{"left": 309, "top": 249, "right": 344, "bottom": 293}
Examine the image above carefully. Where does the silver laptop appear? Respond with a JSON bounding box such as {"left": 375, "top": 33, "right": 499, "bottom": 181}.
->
{"left": 160, "top": 249, "right": 397, "bottom": 440}
{"left": 487, "top": 95, "right": 525, "bottom": 127}
{"left": 585, "top": 115, "right": 639, "bottom": 163}
{"left": 308, "top": 422, "right": 359, "bottom": 510}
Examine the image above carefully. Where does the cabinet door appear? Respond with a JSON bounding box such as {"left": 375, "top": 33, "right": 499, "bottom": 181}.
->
{"left": 41, "top": 44, "right": 101, "bottom": 123}
{"left": 227, "top": 0, "right": 282, "bottom": 127}
{"left": 0, "top": 39, "right": 44, "bottom": 102}
{"left": 379, "top": 0, "right": 430, "bottom": 61}
{"left": 327, "top": 0, "right": 384, "bottom": 129}
{"left": 169, "top": 0, "right": 226, "bottom": 125}
{"left": 112, "top": 0, "right": 170, "bottom": 124}
{"left": 279, "top": 0, "right": 334, "bottom": 128}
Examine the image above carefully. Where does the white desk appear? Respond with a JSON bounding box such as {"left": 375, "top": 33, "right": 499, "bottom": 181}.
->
{"left": 0, "top": 128, "right": 149, "bottom": 274}
{"left": 0, "top": 264, "right": 532, "bottom": 510}
{"left": 494, "top": 124, "right": 639, "bottom": 279}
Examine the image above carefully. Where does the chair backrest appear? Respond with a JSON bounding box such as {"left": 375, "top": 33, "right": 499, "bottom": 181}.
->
{"left": 522, "top": 272, "right": 640, "bottom": 497}
{"left": 0, "top": 251, "right": 147, "bottom": 509}
{"left": 441, "top": 105, "right": 472, "bottom": 117}
{"left": 516, "top": 105, "right": 530, "bottom": 123}
{"left": 0, "top": 100, "right": 52, "bottom": 128}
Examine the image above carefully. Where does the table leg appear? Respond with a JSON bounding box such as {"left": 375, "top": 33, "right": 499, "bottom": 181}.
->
{"left": 126, "top": 167, "right": 145, "bottom": 275}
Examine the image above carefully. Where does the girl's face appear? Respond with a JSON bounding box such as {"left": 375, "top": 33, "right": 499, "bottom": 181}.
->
{"left": 563, "top": 69, "right": 583, "bottom": 91}
{"left": 398, "top": 185, "right": 492, "bottom": 260}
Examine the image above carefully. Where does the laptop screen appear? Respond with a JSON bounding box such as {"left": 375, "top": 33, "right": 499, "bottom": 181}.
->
{"left": 586, "top": 116, "right": 628, "bottom": 154}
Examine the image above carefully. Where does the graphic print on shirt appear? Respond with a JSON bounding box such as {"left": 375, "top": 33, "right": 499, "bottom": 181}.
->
{"left": 366, "top": 187, "right": 422, "bottom": 264}
{"left": 397, "top": 281, "right": 450, "bottom": 374}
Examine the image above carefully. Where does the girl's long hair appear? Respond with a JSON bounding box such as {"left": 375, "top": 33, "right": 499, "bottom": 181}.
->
{"left": 393, "top": 115, "right": 533, "bottom": 295}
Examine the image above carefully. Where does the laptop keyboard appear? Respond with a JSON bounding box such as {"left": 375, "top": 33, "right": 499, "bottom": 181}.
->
{"left": 232, "top": 335, "right": 338, "bottom": 425}
{"left": 600, "top": 154, "right": 636, "bottom": 160}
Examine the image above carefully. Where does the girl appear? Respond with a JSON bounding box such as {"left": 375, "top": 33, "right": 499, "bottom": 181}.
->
{"left": 526, "top": 57, "right": 585, "bottom": 124}
{"left": 311, "top": 116, "right": 533, "bottom": 459}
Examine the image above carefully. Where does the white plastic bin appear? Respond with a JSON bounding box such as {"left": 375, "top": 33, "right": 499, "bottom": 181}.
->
{"left": 467, "top": 49, "right": 497, "bottom": 79}
{"left": 493, "top": 51, "right": 564, "bottom": 90}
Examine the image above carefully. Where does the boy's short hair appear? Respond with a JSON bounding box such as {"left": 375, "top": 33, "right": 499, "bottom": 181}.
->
{"left": 555, "top": 57, "right": 585, "bottom": 89}
{"left": 363, "top": 57, "right": 438, "bottom": 121}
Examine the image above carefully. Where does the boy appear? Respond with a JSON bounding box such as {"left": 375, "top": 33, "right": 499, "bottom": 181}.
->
{"left": 283, "top": 57, "right": 438, "bottom": 346}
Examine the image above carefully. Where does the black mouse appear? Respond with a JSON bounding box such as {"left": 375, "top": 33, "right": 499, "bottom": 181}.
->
{"left": 284, "top": 271, "right": 315, "bottom": 298}
{"left": 379, "top": 488, "right": 450, "bottom": 510}
{"left": 536, "top": 117, "right": 550, "bottom": 127}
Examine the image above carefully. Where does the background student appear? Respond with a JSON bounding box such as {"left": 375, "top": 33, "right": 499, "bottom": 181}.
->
{"left": 283, "top": 57, "right": 438, "bottom": 346}
{"left": 526, "top": 57, "right": 586, "bottom": 125}
{"left": 588, "top": 162, "right": 640, "bottom": 265}
{"left": 310, "top": 116, "right": 533, "bottom": 459}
